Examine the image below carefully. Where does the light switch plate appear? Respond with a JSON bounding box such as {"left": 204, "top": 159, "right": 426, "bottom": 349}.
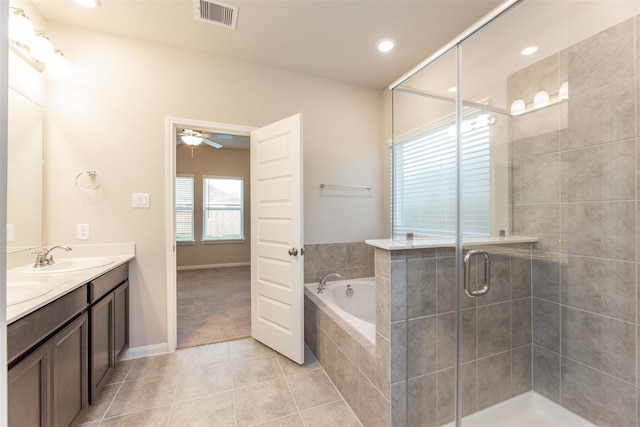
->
{"left": 132, "top": 193, "right": 150, "bottom": 208}
{"left": 7, "top": 224, "right": 14, "bottom": 242}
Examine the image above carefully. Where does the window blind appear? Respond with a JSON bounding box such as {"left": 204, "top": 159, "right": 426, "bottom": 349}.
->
{"left": 393, "top": 113, "right": 490, "bottom": 238}
{"left": 175, "top": 175, "right": 194, "bottom": 242}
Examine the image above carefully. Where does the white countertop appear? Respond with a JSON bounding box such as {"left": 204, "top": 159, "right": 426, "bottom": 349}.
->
{"left": 365, "top": 236, "right": 537, "bottom": 251}
{"left": 6, "top": 243, "right": 135, "bottom": 324}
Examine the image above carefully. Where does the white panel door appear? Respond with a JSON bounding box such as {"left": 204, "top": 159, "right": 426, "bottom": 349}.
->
{"left": 250, "top": 114, "right": 304, "bottom": 364}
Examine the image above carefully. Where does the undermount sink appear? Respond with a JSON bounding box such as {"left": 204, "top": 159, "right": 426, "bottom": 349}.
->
{"left": 23, "top": 257, "right": 114, "bottom": 274}
{"left": 7, "top": 282, "right": 54, "bottom": 306}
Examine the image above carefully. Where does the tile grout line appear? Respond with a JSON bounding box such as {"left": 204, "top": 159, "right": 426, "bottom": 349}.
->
{"left": 274, "top": 353, "right": 302, "bottom": 425}
{"left": 228, "top": 343, "right": 239, "bottom": 427}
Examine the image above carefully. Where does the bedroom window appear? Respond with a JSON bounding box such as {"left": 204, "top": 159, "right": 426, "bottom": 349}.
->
{"left": 175, "top": 175, "right": 195, "bottom": 242}
{"left": 202, "top": 176, "right": 244, "bottom": 242}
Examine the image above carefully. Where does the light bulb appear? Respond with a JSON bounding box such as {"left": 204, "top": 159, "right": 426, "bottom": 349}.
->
{"left": 377, "top": 38, "right": 395, "bottom": 53}
{"left": 74, "top": 0, "right": 101, "bottom": 7}
{"left": 510, "top": 99, "right": 526, "bottom": 116}
{"left": 533, "top": 90, "right": 550, "bottom": 109}
{"left": 30, "top": 32, "right": 54, "bottom": 63}
{"left": 559, "top": 81, "right": 569, "bottom": 100}
{"left": 181, "top": 135, "right": 203, "bottom": 146}
{"left": 46, "top": 50, "right": 69, "bottom": 79}
{"left": 9, "top": 9, "right": 34, "bottom": 47}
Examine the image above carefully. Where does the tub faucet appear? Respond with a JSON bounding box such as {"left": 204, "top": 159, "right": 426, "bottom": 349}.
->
{"left": 33, "top": 245, "right": 72, "bottom": 268}
{"left": 318, "top": 272, "right": 342, "bottom": 294}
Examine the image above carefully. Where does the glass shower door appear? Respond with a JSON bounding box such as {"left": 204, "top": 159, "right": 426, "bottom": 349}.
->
{"left": 457, "top": 0, "right": 640, "bottom": 426}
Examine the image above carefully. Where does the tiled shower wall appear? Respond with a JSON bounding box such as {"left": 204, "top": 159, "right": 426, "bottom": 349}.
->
{"left": 386, "top": 243, "right": 533, "bottom": 426}
{"left": 510, "top": 16, "right": 638, "bottom": 426}
{"left": 303, "top": 242, "right": 375, "bottom": 284}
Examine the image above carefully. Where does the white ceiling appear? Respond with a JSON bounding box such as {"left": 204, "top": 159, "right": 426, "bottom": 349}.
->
{"left": 31, "top": 0, "right": 503, "bottom": 90}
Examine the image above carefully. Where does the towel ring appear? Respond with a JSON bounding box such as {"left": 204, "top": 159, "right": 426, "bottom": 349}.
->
{"left": 75, "top": 170, "right": 102, "bottom": 192}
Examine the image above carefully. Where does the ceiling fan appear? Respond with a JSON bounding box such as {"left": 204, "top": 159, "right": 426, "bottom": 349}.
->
{"left": 176, "top": 129, "right": 231, "bottom": 148}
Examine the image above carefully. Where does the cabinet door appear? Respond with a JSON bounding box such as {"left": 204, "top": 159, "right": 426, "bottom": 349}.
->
{"left": 52, "top": 313, "right": 88, "bottom": 427}
{"left": 114, "top": 281, "right": 129, "bottom": 361}
{"left": 8, "top": 342, "right": 51, "bottom": 427}
{"left": 90, "top": 293, "right": 114, "bottom": 402}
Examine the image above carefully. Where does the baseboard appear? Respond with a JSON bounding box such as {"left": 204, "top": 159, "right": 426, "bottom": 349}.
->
{"left": 177, "top": 262, "right": 250, "bottom": 271}
{"left": 120, "top": 342, "right": 169, "bottom": 360}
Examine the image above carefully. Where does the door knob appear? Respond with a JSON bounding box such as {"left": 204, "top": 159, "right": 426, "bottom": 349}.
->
{"left": 288, "top": 247, "right": 298, "bottom": 256}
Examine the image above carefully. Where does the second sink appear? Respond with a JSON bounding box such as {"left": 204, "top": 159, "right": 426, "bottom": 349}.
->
{"left": 7, "top": 282, "right": 54, "bottom": 305}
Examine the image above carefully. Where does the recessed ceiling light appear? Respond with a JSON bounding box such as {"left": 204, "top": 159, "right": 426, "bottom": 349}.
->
{"left": 74, "top": 0, "right": 101, "bottom": 8}
{"left": 520, "top": 46, "right": 538, "bottom": 56}
{"left": 448, "top": 87, "right": 457, "bottom": 93}
{"left": 377, "top": 38, "right": 396, "bottom": 53}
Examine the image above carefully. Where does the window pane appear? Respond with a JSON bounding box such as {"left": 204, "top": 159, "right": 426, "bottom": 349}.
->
{"left": 203, "top": 177, "right": 244, "bottom": 241}
{"left": 393, "top": 111, "right": 490, "bottom": 237}
{"left": 204, "top": 209, "right": 242, "bottom": 240}
{"left": 176, "top": 176, "right": 194, "bottom": 241}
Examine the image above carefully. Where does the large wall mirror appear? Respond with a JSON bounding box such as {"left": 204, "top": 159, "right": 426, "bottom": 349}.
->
{"left": 7, "top": 86, "right": 44, "bottom": 253}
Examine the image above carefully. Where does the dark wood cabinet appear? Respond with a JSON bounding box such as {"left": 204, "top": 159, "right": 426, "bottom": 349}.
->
{"left": 52, "top": 314, "right": 88, "bottom": 427}
{"left": 9, "top": 313, "right": 88, "bottom": 427}
{"left": 90, "top": 293, "right": 114, "bottom": 400}
{"left": 8, "top": 342, "right": 50, "bottom": 427}
{"left": 89, "top": 264, "right": 129, "bottom": 403}
{"left": 114, "top": 281, "right": 129, "bottom": 360}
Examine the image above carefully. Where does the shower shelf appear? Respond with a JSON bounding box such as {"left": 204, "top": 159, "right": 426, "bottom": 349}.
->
{"left": 366, "top": 235, "right": 538, "bottom": 251}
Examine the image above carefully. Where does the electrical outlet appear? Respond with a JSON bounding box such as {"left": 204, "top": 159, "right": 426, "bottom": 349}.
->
{"left": 77, "top": 224, "right": 90, "bottom": 240}
{"left": 6, "top": 224, "right": 14, "bottom": 242}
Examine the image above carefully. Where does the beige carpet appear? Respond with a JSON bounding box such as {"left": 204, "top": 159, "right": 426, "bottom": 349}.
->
{"left": 177, "top": 266, "right": 251, "bottom": 348}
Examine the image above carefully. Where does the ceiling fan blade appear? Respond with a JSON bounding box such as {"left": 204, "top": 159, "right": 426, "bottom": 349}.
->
{"left": 202, "top": 138, "right": 223, "bottom": 149}
{"left": 210, "top": 133, "right": 234, "bottom": 140}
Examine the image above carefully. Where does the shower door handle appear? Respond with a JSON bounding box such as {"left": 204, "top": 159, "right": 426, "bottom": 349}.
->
{"left": 463, "top": 250, "right": 490, "bottom": 297}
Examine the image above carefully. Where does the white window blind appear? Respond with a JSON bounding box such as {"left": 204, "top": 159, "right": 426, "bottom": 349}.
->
{"left": 175, "top": 175, "right": 194, "bottom": 242}
{"left": 203, "top": 176, "right": 244, "bottom": 241}
{"left": 393, "top": 113, "right": 491, "bottom": 238}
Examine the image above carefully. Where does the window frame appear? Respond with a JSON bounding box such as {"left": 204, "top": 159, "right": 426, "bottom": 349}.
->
{"left": 201, "top": 175, "right": 245, "bottom": 244}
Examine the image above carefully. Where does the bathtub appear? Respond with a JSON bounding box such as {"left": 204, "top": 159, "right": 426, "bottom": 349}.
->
{"left": 305, "top": 277, "right": 376, "bottom": 343}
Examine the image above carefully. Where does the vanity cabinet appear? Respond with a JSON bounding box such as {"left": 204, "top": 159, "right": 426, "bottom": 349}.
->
{"left": 89, "top": 263, "right": 129, "bottom": 403}
{"left": 7, "top": 261, "right": 130, "bottom": 427}
{"left": 8, "top": 286, "right": 88, "bottom": 427}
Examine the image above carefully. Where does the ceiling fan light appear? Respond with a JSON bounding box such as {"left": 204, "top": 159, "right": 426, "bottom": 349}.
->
{"left": 181, "top": 134, "right": 203, "bottom": 146}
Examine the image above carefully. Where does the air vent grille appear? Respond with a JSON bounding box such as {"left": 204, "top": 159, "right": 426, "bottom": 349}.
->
{"left": 193, "top": 0, "right": 238, "bottom": 30}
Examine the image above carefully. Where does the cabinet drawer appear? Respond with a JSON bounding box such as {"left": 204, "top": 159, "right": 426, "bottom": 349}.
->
{"left": 8, "top": 285, "right": 88, "bottom": 365}
{"left": 89, "top": 263, "right": 128, "bottom": 303}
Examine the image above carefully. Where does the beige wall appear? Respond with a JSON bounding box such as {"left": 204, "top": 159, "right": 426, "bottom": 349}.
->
{"left": 176, "top": 146, "right": 250, "bottom": 267}
{"left": 42, "top": 23, "right": 385, "bottom": 349}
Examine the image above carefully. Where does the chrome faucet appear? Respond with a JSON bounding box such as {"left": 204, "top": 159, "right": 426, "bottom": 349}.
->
{"left": 318, "top": 272, "right": 342, "bottom": 294}
{"left": 33, "top": 245, "right": 72, "bottom": 268}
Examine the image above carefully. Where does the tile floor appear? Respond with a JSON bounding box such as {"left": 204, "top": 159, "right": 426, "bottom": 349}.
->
{"left": 79, "top": 338, "right": 362, "bottom": 427}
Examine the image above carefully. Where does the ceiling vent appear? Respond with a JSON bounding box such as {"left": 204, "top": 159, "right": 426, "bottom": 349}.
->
{"left": 193, "top": 0, "right": 238, "bottom": 30}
